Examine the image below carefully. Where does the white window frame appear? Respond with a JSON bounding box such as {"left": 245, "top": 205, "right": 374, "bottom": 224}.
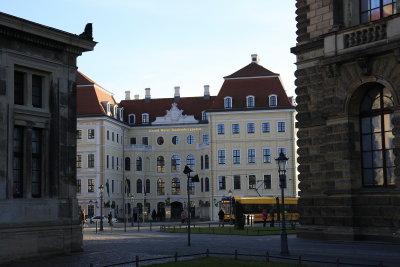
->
{"left": 128, "top": 114, "right": 136, "bottom": 125}
{"left": 224, "top": 96, "right": 232, "bottom": 109}
{"left": 248, "top": 148, "right": 256, "bottom": 163}
{"left": 217, "top": 124, "right": 225, "bottom": 135}
{"left": 201, "top": 111, "right": 208, "bottom": 121}
{"left": 269, "top": 94, "right": 277, "bottom": 107}
{"left": 277, "top": 121, "right": 286, "bottom": 132}
{"left": 218, "top": 149, "right": 226, "bottom": 164}
{"left": 232, "top": 149, "right": 241, "bottom": 164}
{"left": 232, "top": 123, "right": 240, "bottom": 134}
{"left": 142, "top": 113, "right": 149, "bottom": 124}
{"left": 246, "top": 95, "right": 255, "bottom": 108}
{"left": 262, "top": 122, "right": 270, "bottom": 133}
{"left": 247, "top": 122, "right": 255, "bottom": 134}
{"left": 263, "top": 148, "right": 271, "bottom": 163}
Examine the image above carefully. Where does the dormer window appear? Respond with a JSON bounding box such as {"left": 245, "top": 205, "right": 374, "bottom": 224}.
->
{"left": 128, "top": 114, "right": 135, "bottom": 125}
{"left": 201, "top": 111, "right": 208, "bottom": 121}
{"left": 113, "top": 105, "right": 118, "bottom": 119}
{"left": 106, "top": 103, "right": 111, "bottom": 115}
{"left": 247, "top": 95, "right": 255, "bottom": 108}
{"left": 142, "top": 113, "right": 149, "bottom": 124}
{"left": 224, "top": 97, "right": 232, "bottom": 109}
{"left": 269, "top": 94, "right": 277, "bottom": 107}
{"left": 119, "top": 108, "right": 124, "bottom": 121}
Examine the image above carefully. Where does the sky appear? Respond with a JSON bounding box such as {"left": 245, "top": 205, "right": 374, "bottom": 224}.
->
{"left": 2, "top": 0, "right": 297, "bottom": 102}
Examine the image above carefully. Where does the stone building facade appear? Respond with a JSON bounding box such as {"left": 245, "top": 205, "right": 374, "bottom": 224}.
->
{"left": 76, "top": 55, "right": 297, "bottom": 222}
{"left": 292, "top": 0, "right": 400, "bottom": 241}
{"left": 0, "top": 12, "right": 96, "bottom": 262}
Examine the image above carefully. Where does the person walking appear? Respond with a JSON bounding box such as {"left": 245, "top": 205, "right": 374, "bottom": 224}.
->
{"left": 218, "top": 209, "right": 225, "bottom": 227}
{"left": 181, "top": 210, "right": 187, "bottom": 224}
{"left": 151, "top": 209, "right": 157, "bottom": 222}
{"left": 262, "top": 209, "right": 267, "bottom": 227}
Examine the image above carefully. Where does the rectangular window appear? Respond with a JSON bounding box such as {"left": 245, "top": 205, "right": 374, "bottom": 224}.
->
{"left": 112, "top": 132, "right": 114, "bottom": 141}
{"left": 248, "top": 148, "right": 256, "bottom": 163}
{"left": 232, "top": 123, "right": 240, "bottom": 134}
{"left": 77, "top": 130, "right": 82, "bottom": 139}
{"left": 234, "top": 175, "right": 241, "bottom": 190}
{"left": 278, "top": 147, "right": 287, "bottom": 156}
{"left": 112, "top": 156, "right": 114, "bottom": 169}
{"left": 14, "top": 71, "right": 25, "bottom": 105}
{"left": 247, "top": 123, "right": 255, "bottom": 133}
{"left": 263, "top": 148, "right": 271, "bottom": 163}
{"left": 88, "top": 129, "right": 95, "bottom": 139}
{"left": 76, "top": 155, "right": 82, "bottom": 168}
{"left": 106, "top": 155, "right": 109, "bottom": 169}
{"left": 142, "top": 114, "right": 149, "bottom": 124}
{"left": 277, "top": 122, "right": 286, "bottom": 132}
{"left": 77, "top": 179, "right": 81, "bottom": 193}
{"left": 233, "top": 149, "right": 240, "bottom": 164}
{"left": 264, "top": 175, "right": 272, "bottom": 189}
{"left": 130, "top": 137, "right": 136, "bottom": 144}
{"left": 218, "top": 176, "right": 226, "bottom": 190}
{"left": 112, "top": 180, "right": 115, "bottom": 193}
{"left": 13, "top": 126, "right": 24, "bottom": 198}
{"left": 360, "top": 0, "right": 396, "bottom": 23}
{"left": 88, "top": 179, "right": 95, "bottom": 193}
{"left": 32, "top": 75, "right": 42, "bottom": 108}
{"left": 31, "top": 128, "right": 42, "bottom": 197}
{"left": 107, "top": 130, "right": 109, "bottom": 140}
{"left": 117, "top": 134, "right": 119, "bottom": 143}
{"left": 117, "top": 157, "right": 119, "bottom": 170}
{"left": 218, "top": 150, "right": 226, "bottom": 164}
{"left": 248, "top": 175, "right": 256, "bottom": 189}
{"left": 262, "top": 122, "right": 270, "bottom": 133}
{"left": 202, "top": 134, "right": 209, "bottom": 144}
{"left": 217, "top": 124, "right": 225, "bottom": 135}
{"left": 142, "top": 137, "right": 148, "bottom": 145}
{"left": 88, "top": 154, "right": 94, "bottom": 168}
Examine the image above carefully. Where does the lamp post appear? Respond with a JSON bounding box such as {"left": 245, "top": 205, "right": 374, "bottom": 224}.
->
{"left": 183, "top": 165, "right": 199, "bottom": 247}
{"left": 99, "top": 184, "right": 104, "bottom": 231}
{"left": 228, "top": 189, "right": 233, "bottom": 224}
{"left": 275, "top": 152, "right": 289, "bottom": 255}
{"left": 129, "top": 193, "right": 134, "bottom": 226}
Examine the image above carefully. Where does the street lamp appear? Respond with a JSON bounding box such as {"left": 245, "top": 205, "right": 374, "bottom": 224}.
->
{"left": 228, "top": 189, "right": 233, "bottom": 224}
{"left": 99, "top": 184, "right": 104, "bottom": 231}
{"left": 129, "top": 193, "right": 134, "bottom": 226}
{"left": 183, "top": 165, "right": 199, "bottom": 247}
{"left": 275, "top": 152, "right": 289, "bottom": 255}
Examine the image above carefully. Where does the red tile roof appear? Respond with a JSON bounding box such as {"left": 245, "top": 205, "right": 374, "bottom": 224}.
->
{"left": 224, "top": 62, "right": 278, "bottom": 79}
{"left": 76, "top": 72, "right": 117, "bottom": 116}
{"left": 120, "top": 96, "right": 214, "bottom": 125}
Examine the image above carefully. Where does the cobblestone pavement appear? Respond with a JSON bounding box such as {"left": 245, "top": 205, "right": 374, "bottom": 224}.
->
{"left": 3, "top": 222, "right": 400, "bottom": 267}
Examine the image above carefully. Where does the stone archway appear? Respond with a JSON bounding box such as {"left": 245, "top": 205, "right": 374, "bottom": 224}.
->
{"left": 170, "top": 201, "right": 183, "bottom": 219}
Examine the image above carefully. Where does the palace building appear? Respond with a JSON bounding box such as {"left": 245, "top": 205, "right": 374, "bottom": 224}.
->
{"left": 292, "top": 0, "right": 400, "bottom": 241}
{"left": 77, "top": 54, "right": 297, "bottom": 221}
{"left": 0, "top": 12, "right": 96, "bottom": 262}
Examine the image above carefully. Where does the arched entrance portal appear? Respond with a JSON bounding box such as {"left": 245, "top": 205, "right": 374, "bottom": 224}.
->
{"left": 171, "top": 201, "right": 183, "bottom": 219}
{"left": 157, "top": 202, "right": 166, "bottom": 221}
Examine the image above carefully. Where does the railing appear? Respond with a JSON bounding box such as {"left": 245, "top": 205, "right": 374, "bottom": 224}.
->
{"left": 343, "top": 23, "right": 386, "bottom": 48}
{"left": 93, "top": 248, "right": 386, "bottom": 267}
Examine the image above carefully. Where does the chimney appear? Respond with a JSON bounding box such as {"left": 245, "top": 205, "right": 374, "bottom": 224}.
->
{"left": 204, "top": 85, "right": 210, "bottom": 99}
{"left": 134, "top": 94, "right": 139, "bottom": 100}
{"left": 125, "top": 90, "right": 131, "bottom": 100}
{"left": 145, "top": 88, "right": 151, "bottom": 102}
{"left": 251, "top": 54, "right": 259, "bottom": 64}
{"left": 174, "top": 86, "right": 180, "bottom": 102}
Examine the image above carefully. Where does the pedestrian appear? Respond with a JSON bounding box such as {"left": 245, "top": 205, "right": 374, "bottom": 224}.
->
{"left": 79, "top": 209, "right": 86, "bottom": 228}
{"left": 108, "top": 211, "right": 113, "bottom": 226}
{"left": 181, "top": 210, "right": 187, "bottom": 224}
{"left": 262, "top": 209, "right": 267, "bottom": 227}
{"left": 218, "top": 209, "right": 225, "bottom": 227}
{"left": 151, "top": 209, "right": 157, "bottom": 222}
{"left": 269, "top": 209, "right": 275, "bottom": 227}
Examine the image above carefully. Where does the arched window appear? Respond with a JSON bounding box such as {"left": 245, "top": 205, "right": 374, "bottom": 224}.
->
{"left": 171, "top": 178, "right": 180, "bottom": 195}
{"left": 204, "top": 155, "right": 209, "bottom": 169}
{"left": 145, "top": 179, "right": 150, "bottom": 193}
{"left": 157, "top": 156, "right": 165, "bottom": 173}
{"left": 136, "top": 156, "right": 142, "bottom": 171}
{"left": 113, "top": 105, "right": 118, "bottom": 119}
{"left": 125, "top": 157, "right": 131, "bottom": 171}
{"left": 269, "top": 94, "right": 277, "bottom": 107}
{"left": 224, "top": 96, "right": 232, "bottom": 108}
{"left": 247, "top": 95, "right": 255, "bottom": 107}
{"left": 136, "top": 179, "right": 142, "bottom": 193}
{"left": 171, "top": 155, "right": 181, "bottom": 172}
{"left": 360, "top": 84, "right": 395, "bottom": 186}
{"left": 201, "top": 155, "right": 204, "bottom": 169}
{"left": 205, "top": 177, "right": 210, "bottom": 192}
{"left": 128, "top": 114, "right": 135, "bottom": 124}
{"left": 157, "top": 178, "right": 165, "bottom": 195}
{"left": 142, "top": 113, "right": 149, "bottom": 124}
{"left": 186, "top": 154, "right": 195, "bottom": 169}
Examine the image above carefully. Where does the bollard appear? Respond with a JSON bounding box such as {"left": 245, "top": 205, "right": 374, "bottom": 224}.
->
{"left": 266, "top": 251, "right": 269, "bottom": 262}
{"left": 234, "top": 249, "right": 238, "bottom": 260}
{"left": 95, "top": 222, "right": 98, "bottom": 233}
{"left": 174, "top": 252, "right": 178, "bottom": 262}
{"left": 136, "top": 255, "right": 139, "bottom": 267}
{"left": 206, "top": 248, "right": 209, "bottom": 257}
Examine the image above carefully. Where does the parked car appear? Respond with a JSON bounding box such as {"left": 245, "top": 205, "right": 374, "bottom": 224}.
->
{"left": 91, "top": 216, "right": 118, "bottom": 224}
